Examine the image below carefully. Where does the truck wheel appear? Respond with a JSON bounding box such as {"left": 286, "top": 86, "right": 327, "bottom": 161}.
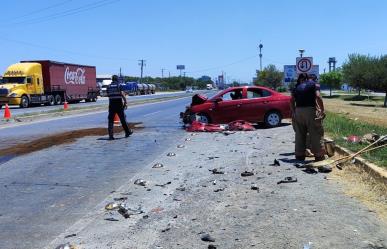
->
{"left": 264, "top": 111, "right": 282, "bottom": 128}
{"left": 47, "top": 95, "right": 55, "bottom": 106}
{"left": 20, "top": 95, "right": 29, "bottom": 108}
{"left": 54, "top": 95, "right": 62, "bottom": 105}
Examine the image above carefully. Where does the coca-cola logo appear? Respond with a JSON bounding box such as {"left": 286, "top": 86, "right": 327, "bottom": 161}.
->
{"left": 64, "top": 67, "right": 86, "bottom": 85}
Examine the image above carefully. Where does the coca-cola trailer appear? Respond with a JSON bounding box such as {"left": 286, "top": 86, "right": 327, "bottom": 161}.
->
{"left": 0, "top": 60, "right": 98, "bottom": 108}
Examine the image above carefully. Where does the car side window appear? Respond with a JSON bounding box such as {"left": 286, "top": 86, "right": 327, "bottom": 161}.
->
{"left": 247, "top": 89, "right": 272, "bottom": 99}
{"left": 222, "top": 90, "right": 243, "bottom": 101}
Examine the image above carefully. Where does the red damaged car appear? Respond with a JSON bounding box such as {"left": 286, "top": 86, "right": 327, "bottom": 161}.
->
{"left": 181, "top": 86, "right": 291, "bottom": 127}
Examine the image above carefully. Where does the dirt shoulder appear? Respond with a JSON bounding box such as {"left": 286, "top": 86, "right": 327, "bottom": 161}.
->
{"left": 46, "top": 126, "right": 387, "bottom": 249}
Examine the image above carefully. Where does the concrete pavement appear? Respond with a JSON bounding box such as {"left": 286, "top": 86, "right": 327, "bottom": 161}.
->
{"left": 46, "top": 126, "right": 386, "bottom": 249}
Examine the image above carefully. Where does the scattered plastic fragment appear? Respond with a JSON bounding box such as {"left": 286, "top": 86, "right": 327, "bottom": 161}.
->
{"left": 64, "top": 233, "right": 76, "bottom": 238}
{"left": 155, "top": 181, "right": 172, "bottom": 187}
{"left": 177, "top": 145, "right": 185, "bottom": 148}
{"left": 55, "top": 243, "right": 78, "bottom": 249}
{"left": 167, "top": 152, "right": 176, "bottom": 157}
{"left": 113, "top": 197, "right": 128, "bottom": 201}
{"left": 277, "top": 177, "right": 298, "bottom": 184}
{"left": 241, "top": 171, "right": 254, "bottom": 177}
{"left": 152, "top": 163, "right": 164, "bottom": 168}
{"left": 210, "top": 168, "right": 224, "bottom": 174}
{"left": 201, "top": 233, "right": 216, "bottom": 242}
{"left": 270, "top": 159, "right": 280, "bottom": 166}
{"left": 134, "top": 179, "right": 147, "bottom": 186}
{"left": 104, "top": 217, "right": 119, "bottom": 222}
{"left": 251, "top": 184, "right": 259, "bottom": 191}
{"left": 105, "top": 202, "right": 120, "bottom": 211}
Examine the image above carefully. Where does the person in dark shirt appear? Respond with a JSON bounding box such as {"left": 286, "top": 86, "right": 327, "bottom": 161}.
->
{"left": 290, "top": 73, "right": 325, "bottom": 161}
{"left": 107, "top": 75, "right": 132, "bottom": 140}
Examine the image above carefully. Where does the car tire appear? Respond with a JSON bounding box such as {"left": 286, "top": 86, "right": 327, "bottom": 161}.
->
{"left": 264, "top": 111, "right": 282, "bottom": 128}
{"left": 196, "top": 113, "right": 210, "bottom": 124}
{"left": 20, "top": 95, "right": 29, "bottom": 108}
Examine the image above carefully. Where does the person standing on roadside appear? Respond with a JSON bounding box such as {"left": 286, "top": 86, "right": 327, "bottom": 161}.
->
{"left": 107, "top": 75, "right": 132, "bottom": 140}
{"left": 290, "top": 73, "right": 326, "bottom": 161}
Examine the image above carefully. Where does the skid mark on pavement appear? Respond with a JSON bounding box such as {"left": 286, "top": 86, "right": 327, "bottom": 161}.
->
{"left": 0, "top": 123, "right": 143, "bottom": 159}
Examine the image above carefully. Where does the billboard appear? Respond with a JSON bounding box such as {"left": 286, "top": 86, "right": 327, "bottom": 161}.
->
{"left": 176, "top": 65, "right": 185, "bottom": 70}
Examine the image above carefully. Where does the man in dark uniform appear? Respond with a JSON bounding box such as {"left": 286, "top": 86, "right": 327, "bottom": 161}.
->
{"left": 107, "top": 75, "right": 132, "bottom": 140}
{"left": 290, "top": 73, "right": 325, "bottom": 161}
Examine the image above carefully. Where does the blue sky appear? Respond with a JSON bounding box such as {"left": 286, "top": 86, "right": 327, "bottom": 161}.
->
{"left": 1, "top": 0, "right": 386, "bottom": 82}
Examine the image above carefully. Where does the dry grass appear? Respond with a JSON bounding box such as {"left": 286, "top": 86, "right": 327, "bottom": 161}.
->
{"left": 331, "top": 163, "right": 387, "bottom": 223}
{"left": 324, "top": 98, "right": 387, "bottom": 127}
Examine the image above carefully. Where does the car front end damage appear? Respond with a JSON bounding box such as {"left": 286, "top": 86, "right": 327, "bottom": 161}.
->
{"left": 180, "top": 93, "right": 208, "bottom": 124}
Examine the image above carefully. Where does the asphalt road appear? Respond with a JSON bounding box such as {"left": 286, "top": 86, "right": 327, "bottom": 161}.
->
{"left": 0, "top": 96, "right": 191, "bottom": 249}
{"left": 3, "top": 91, "right": 191, "bottom": 117}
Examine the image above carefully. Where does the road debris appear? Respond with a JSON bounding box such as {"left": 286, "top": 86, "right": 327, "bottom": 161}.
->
{"left": 105, "top": 202, "right": 120, "bottom": 211}
{"left": 134, "top": 179, "right": 147, "bottom": 186}
{"left": 209, "top": 168, "right": 224, "bottom": 174}
{"left": 152, "top": 163, "right": 164, "bottom": 168}
{"left": 113, "top": 197, "right": 128, "bottom": 201}
{"left": 167, "top": 152, "right": 176, "bottom": 157}
{"left": 208, "top": 244, "right": 217, "bottom": 249}
{"left": 201, "top": 233, "right": 216, "bottom": 242}
{"left": 177, "top": 145, "right": 185, "bottom": 148}
{"left": 176, "top": 186, "right": 186, "bottom": 191}
{"left": 270, "top": 159, "right": 281, "bottom": 166}
{"left": 251, "top": 184, "right": 259, "bottom": 191}
{"left": 185, "top": 138, "right": 192, "bottom": 141}
{"left": 117, "top": 204, "right": 144, "bottom": 219}
{"left": 241, "top": 171, "right": 254, "bottom": 177}
{"left": 208, "top": 156, "right": 220, "bottom": 160}
{"left": 55, "top": 243, "right": 78, "bottom": 249}
{"left": 214, "top": 188, "right": 225, "bottom": 192}
{"left": 104, "top": 217, "right": 119, "bottom": 222}
{"left": 317, "top": 165, "right": 332, "bottom": 173}
{"left": 277, "top": 177, "right": 298, "bottom": 184}
{"left": 64, "top": 233, "right": 76, "bottom": 238}
{"left": 155, "top": 181, "right": 172, "bottom": 187}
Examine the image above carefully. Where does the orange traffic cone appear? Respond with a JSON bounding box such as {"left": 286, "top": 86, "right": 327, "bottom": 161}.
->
{"left": 114, "top": 114, "right": 121, "bottom": 126}
{"left": 63, "top": 101, "right": 68, "bottom": 110}
{"left": 4, "top": 104, "right": 11, "bottom": 119}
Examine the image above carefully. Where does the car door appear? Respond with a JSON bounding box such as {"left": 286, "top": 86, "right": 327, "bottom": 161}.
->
{"left": 241, "top": 88, "right": 273, "bottom": 122}
{"left": 211, "top": 89, "right": 244, "bottom": 123}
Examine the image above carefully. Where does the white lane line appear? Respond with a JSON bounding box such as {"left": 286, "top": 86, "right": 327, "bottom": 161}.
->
{"left": 143, "top": 110, "right": 162, "bottom": 117}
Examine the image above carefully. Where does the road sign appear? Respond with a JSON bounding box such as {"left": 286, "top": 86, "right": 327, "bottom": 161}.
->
{"left": 296, "top": 57, "right": 313, "bottom": 74}
{"left": 283, "top": 64, "right": 320, "bottom": 86}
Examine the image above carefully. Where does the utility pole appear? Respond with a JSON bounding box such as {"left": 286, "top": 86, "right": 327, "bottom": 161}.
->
{"left": 258, "top": 43, "right": 263, "bottom": 72}
{"left": 161, "top": 68, "right": 166, "bottom": 78}
{"left": 138, "top": 59, "right": 146, "bottom": 83}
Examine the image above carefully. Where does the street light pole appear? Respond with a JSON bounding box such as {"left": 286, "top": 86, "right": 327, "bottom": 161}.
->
{"left": 259, "top": 43, "right": 263, "bottom": 71}
{"left": 298, "top": 49, "right": 305, "bottom": 58}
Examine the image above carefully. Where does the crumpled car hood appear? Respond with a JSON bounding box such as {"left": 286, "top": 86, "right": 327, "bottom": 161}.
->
{"left": 191, "top": 94, "right": 208, "bottom": 106}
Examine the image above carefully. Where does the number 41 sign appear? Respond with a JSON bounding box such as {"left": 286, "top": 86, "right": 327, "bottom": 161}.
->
{"left": 296, "top": 57, "right": 313, "bottom": 74}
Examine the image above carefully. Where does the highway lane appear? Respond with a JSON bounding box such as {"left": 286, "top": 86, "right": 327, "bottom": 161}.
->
{"left": 0, "top": 97, "right": 191, "bottom": 249}
{"left": 2, "top": 91, "right": 191, "bottom": 117}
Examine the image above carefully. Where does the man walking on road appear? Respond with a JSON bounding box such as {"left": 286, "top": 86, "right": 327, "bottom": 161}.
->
{"left": 107, "top": 75, "right": 132, "bottom": 140}
{"left": 290, "top": 73, "right": 326, "bottom": 161}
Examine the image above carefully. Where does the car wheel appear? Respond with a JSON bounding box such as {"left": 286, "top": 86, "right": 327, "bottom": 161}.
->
{"left": 54, "top": 95, "right": 62, "bottom": 105}
{"left": 20, "top": 95, "right": 29, "bottom": 108}
{"left": 264, "top": 111, "right": 281, "bottom": 128}
{"left": 196, "top": 113, "right": 210, "bottom": 124}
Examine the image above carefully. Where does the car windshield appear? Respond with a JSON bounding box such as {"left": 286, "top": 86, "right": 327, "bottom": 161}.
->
{"left": 1, "top": 77, "right": 26, "bottom": 84}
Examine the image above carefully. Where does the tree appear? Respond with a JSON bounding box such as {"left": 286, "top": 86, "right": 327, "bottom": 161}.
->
{"left": 254, "top": 64, "right": 283, "bottom": 89}
{"left": 319, "top": 71, "right": 343, "bottom": 96}
{"left": 342, "top": 54, "right": 374, "bottom": 96}
{"left": 373, "top": 55, "right": 387, "bottom": 107}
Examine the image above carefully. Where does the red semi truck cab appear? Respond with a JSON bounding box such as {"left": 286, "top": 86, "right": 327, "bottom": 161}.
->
{"left": 0, "top": 60, "right": 98, "bottom": 108}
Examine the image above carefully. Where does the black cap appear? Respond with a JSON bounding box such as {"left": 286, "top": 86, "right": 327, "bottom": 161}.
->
{"left": 112, "top": 75, "right": 118, "bottom": 82}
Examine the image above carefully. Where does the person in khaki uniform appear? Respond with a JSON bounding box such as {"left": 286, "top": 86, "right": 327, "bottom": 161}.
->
{"left": 290, "top": 73, "right": 326, "bottom": 161}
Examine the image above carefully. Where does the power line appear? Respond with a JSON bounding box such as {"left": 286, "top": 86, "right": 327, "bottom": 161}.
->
{"left": 2, "top": 0, "right": 120, "bottom": 26}
{"left": 0, "top": 0, "right": 74, "bottom": 22}
{"left": 0, "top": 36, "right": 134, "bottom": 61}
